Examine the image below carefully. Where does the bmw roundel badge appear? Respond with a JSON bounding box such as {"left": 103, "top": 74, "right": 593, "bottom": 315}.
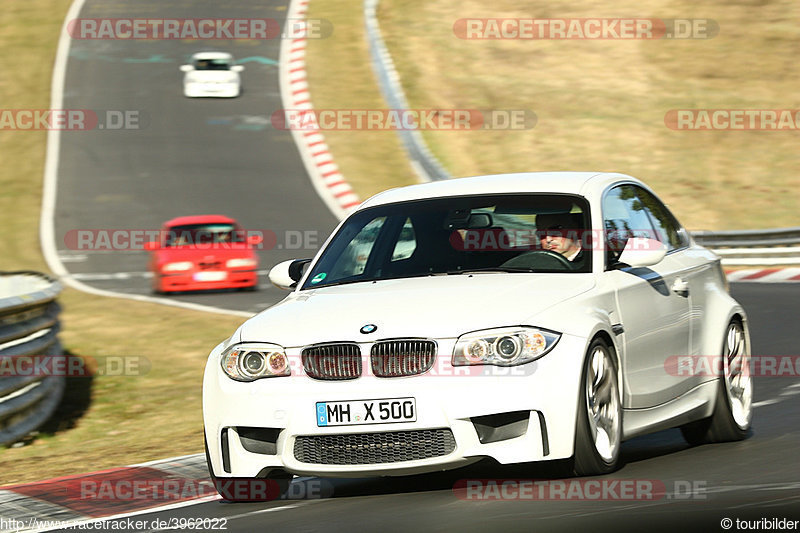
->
{"left": 360, "top": 324, "right": 377, "bottom": 334}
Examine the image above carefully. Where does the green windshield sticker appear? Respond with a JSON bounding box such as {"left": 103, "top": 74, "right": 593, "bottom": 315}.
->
{"left": 310, "top": 272, "right": 327, "bottom": 284}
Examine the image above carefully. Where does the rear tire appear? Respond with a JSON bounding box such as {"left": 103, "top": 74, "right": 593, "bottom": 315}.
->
{"left": 681, "top": 320, "right": 752, "bottom": 445}
{"left": 572, "top": 338, "right": 622, "bottom": 476}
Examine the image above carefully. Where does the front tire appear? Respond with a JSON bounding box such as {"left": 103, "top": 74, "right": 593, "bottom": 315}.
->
{"left": 681, "top": 319, "right": 752, "bottom": 445}
{"left": 573, "top": 338, "right": 622, "bottom": 476}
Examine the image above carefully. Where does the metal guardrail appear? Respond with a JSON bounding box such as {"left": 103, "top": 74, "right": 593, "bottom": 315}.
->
{"left": 692, "top": 228, "right": 800, "bottom": 265}
{"left": 692, "top": 227, "right": 800, "bottom": 248}
{"left": 364, "top": 0, "right": 450, "bottom": 182}
{"left": 0, "top": 271, "right": 64, "bottom": 446}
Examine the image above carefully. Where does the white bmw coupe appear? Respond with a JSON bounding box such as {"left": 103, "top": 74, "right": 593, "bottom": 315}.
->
{"left": 202, "top": 172, "right": 752, "bottom": 499}
{"left": 180, "top": 52, "right": 244, "bottom": 98}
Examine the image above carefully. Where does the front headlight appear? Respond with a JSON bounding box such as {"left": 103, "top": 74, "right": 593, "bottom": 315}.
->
{"left": 163, "top": 261, "right": 193, "bottom": 272}
{"left": 226, "top": 258, "right": 257, "bottom": 269}
{"left": 453, "top": 327, "right": 560, "bottom": 367}
{"left": 221, "top": 343, "right": 290, "bottom": 381}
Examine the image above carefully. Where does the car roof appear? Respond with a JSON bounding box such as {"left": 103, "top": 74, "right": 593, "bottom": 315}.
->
{"left": 190, "top": 52, "right": 233, "bottom": 60}
{"left": 357, "top": 172, "right": 643, "bottom": 209}
{"left": 163, "top": 215, "right": 237, "bottom": 227}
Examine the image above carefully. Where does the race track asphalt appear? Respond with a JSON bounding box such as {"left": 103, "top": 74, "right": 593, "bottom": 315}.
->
{"left": 54, "top": 0, "right": 338, "bottom": 316}
{"left": 100, "top": 284, "right": 800, "bottom": 532}
{"left": 48, "top": 1, "right": 800, "bottom": 530}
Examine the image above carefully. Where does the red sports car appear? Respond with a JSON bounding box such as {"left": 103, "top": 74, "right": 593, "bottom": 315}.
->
{"left": 145, "top": 215, "right": 261, "bottom": 293}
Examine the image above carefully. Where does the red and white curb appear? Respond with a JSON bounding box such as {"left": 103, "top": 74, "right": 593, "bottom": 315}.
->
{"left": 725, "top": 267, "right": 800, "bottom": 282}
{"left": 0, "top": 454, "right": 216, "bottom": 532}
{"left": 280, "top": 0, "right": 360, "bottom": 221}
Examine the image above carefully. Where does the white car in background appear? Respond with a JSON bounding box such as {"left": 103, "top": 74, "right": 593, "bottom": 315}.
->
{"left": 180, "top": 52, "right": 244, "bottom": 98}
{"left": 202, "top": 172, "right": 752, "bottom": 500}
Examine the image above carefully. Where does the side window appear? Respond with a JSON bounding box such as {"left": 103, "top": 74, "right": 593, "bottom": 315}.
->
{"left": 330, "top": 216, "right": 386, "bottom": 277}
{"left": 634, "top": 188, "right": 687, "bottom": 251}
{"left": 391, "top": 218, "right": 417, "bottom": 261}
{"left": 602, "top": 185, "right": 657, "bottom": 261}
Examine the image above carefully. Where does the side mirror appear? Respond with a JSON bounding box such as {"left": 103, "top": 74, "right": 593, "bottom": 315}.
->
{"left": 247, "top": 233, "right": 263, "bottom": 246}
{"left": 231, "top": 65, "right": 244, "bottom": 73}
{"left": 143, "top": 241, "right": 160, "bottom": 251}
{"left": 179, "top": 64, "right": 194, "bottom": 72}
{"left": 268, "top": 259, "right": 311, "bottom": 290}
{"left": 617, "top": 238, "right": 667, "bottom": 268}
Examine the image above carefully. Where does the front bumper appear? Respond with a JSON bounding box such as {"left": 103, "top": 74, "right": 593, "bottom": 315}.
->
{"left": 203, "top": 334, "right": 587, "bottom": 478}
{"left": 184, "top": 83, "right": 240, "bottom": 98}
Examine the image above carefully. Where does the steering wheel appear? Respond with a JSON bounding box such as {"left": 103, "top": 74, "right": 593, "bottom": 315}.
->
{"left": 501, "top": 250, "right": 574, "bottom": 270}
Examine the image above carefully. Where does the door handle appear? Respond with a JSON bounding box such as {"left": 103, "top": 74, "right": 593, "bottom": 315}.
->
{"left": 672, "top": 278, "right": 689, "bottom": 297}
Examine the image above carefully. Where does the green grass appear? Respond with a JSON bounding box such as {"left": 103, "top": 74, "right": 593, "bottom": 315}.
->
{"left": 0, "top": 1, "right": 244, "bottom": 484}
{"left": 309, "top": 0, "right": 800, "bottom": 231}
{"left": 305, "top": 0, "right": 418, "bottom": 199}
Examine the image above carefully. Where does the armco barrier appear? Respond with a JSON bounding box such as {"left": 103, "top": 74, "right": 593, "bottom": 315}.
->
{"left": 0, "top": 271, "right": 64, "bottom": 446}
{"left": 693, "top": 227, "right": 800, "bottom": 266}
{"left": 692, "top": 227, "right": 800, "bottom": 248}
{"left": 364, "top": 0, "right": 450, "bottom": 182}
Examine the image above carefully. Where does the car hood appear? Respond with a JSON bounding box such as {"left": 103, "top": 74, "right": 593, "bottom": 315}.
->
{"left": 239, "top": 274, "right": 595, "bottom": 346}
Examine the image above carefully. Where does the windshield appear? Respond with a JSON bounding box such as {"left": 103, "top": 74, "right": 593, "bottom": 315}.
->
{"left": 302, "top": 194, "right": 591, "bottom": 289}
{"left": 164, "top": 223, "right": 244, "bottom": 247}
{"left": 193, "top": 58, "right": 232, "bottom": 71}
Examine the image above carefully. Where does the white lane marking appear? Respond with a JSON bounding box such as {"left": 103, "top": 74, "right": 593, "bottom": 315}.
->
{"left": 145, "top": 501, "right": 319, "bottom": 532}
{"left": 71, "top": 272, "right": 153, "bottom": 280}
{"left": 753, "top": 383, "right": 800, "bottom": 407}
{"left": 132, "top": 453, "right": 205, "bottom": 468}
{"left": 221, "top": 501, "right": 315, "bottom": 522}
{"left": 507, "top": 482, "right": 800, "bottom": 521}
{"left": 58, "top": 254, "right": 88, "bottom": 262}
{"left": 32, "top": 495, "right": 221, "bottom": 533}
{"left": 38, "top": 0, "right": 253, "bottom": 319}
{"left": 727, "top": 494, "right": 800, "bottom": 510}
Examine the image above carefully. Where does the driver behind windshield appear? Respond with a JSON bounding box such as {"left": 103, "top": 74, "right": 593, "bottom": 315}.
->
{"left": 536, "top": 213, "right": 585, "bottom": 264}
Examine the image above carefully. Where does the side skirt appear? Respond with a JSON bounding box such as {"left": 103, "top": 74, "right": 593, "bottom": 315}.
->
{"left": 622, "top": 380, "right": 717, "bottom": 440}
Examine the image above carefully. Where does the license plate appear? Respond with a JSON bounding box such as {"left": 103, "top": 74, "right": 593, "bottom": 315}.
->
{"left": 193, "top": 271, "right": 226, "bottom": 282}
{"left": 316, "top": 397, "right": 416, "bottom": 427}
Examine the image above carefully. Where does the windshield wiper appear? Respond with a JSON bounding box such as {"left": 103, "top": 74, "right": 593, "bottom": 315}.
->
{"left": 444, "top": 267, "right": 536, "bottom": 275}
